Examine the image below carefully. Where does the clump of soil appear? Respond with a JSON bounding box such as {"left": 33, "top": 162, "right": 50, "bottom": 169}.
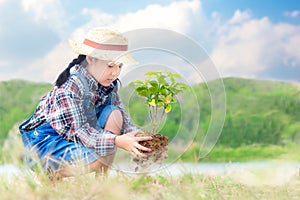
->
{"left": 136, "top": 132, "right": 168, "bottom": 153}
{"left": 133, "top": 132, "right": 168, "bottom": 171}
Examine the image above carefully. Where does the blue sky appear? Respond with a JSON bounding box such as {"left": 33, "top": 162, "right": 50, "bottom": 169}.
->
{"left": 203, "top": 0, "right": 299, "bottom": 23}
{"left": 0, "top": 0, "right": 299, "bottom": 84}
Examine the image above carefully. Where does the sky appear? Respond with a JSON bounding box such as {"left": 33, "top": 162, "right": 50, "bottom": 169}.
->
{"left": 0, "top": 0, "right": 299, "bottom": 84}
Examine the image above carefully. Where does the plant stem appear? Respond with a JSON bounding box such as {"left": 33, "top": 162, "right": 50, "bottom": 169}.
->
{"left": 151, "top": 106, "right": 157, "bottom": 133}
{"left": 159, "top": 110, "right": 165, "bottom": 130}
{"left": 149, "top": 105, "right": 154, "bottom": 133}
{"left": 154, "top": 105, "right": 158, "bottom": 133}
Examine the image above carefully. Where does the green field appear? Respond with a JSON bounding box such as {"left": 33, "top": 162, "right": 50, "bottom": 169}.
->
{"left": 1, "top": 77, "right": 300, "bottom": 163}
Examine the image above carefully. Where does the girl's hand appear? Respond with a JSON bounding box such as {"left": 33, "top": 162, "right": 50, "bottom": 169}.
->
{"left": 115, "top": 130, "right": 152, "bottom": 156}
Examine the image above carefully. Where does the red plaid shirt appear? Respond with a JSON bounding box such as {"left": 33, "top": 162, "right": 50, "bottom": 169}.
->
{"left": 21, "top": 65, "right": 137, "bottom": 156}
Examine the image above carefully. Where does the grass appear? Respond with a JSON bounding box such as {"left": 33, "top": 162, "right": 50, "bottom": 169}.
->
{"left": 166, "top": 142, "right": 300, "bottom": 163}
{"left": 1, "top": 126, "right": 300, "bottom": 199}
{"left": 0, "top": 169, "right": 299, "bottom": 200}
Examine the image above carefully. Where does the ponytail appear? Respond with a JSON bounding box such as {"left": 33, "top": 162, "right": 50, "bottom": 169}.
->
{"left": 55, "top": 55, "right": 87, "bottom": 87}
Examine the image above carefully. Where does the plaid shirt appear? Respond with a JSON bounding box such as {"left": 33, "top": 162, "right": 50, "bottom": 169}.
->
{"left": 21, "top": 65, "right": 137, "bottom": 156}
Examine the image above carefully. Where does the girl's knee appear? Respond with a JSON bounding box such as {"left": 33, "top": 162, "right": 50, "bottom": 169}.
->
{"left": 105, "top": 109, "right": 123, "bottom": 135}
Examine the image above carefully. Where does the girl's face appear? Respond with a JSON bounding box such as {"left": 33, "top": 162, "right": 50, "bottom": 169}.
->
{"left": 86, "top": 56, "right": 123, "bottom": 86}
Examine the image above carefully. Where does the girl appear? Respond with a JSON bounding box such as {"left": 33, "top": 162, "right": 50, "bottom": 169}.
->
{"left": 19, "top": 27, "right": 152, "bottom": 179}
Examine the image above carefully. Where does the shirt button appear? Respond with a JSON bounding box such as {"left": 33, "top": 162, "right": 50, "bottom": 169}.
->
{"left": 33, "top": 130, "right": 39, "bottom": 136}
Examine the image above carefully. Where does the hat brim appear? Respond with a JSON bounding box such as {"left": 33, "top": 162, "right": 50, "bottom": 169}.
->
{"left": 69, "top": 39, "right": 138, "bottom": 65}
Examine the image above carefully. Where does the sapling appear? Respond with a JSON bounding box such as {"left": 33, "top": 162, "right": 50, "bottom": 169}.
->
{"left": 130, "top": 70, "right": 189, "bottom": 170}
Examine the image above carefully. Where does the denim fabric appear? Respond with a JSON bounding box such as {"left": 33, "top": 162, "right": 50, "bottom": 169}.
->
{"left": 20, "top": 121, "right": 99, "bottom": 172}
{"left": 96, "top": 105, "right": 118, "bottom": 128}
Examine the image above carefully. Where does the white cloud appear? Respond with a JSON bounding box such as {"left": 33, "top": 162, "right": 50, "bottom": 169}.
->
{"left": 229, "top": 9, "right": 251, "bottom": 24}
{"left": 282, "top": 29, "right": 300, "bottom": 67}
{"left": 27, "top": 41, "right": 76, "bottom": 83}
{"left": 0, "top": 41, "right": 75, "bottom": 83}
{"left": 0, "top": 42, "right": 75, "bottom": 83}
{"left": 211, "top": 11, "right": 300, "bottom": 78}
{"left": 81, "top": 8, "right": 115, "bottom": 27}
{"left": 80, "top": 0, "right": 201, "bottom": 33}
{"left": 21, "top": 0, "right": 67, "bottom": 37}
{"left": 284, "top": 10, "right": 300, "bottom": 18}
{"left": 115, "top": 0, "right": 200, "bottom": 33}
{"left": 63, "top": 0, "right": 203, "bottom": 56}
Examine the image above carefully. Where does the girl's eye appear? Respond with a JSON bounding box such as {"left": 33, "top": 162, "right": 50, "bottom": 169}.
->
{"left": 107, "top": 63, "right": 122, "bottom": 69}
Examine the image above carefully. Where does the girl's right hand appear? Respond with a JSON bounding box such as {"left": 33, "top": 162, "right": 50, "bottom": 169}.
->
{"left": 114, "top": 130, "right": 152, "bottom": 156}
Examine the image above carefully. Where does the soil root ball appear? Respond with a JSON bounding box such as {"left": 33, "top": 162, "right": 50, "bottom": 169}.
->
{"left": 132, "top": 132, "right": 169, "bottom": 171}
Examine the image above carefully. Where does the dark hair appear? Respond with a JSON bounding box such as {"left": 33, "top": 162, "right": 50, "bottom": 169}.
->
{"left": 55, "top": 55, "right": 87, "bottom": 87}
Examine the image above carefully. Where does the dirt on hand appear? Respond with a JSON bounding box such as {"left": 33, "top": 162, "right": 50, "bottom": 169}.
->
{"left": 133, "top": 132, "right": 169, "bottom": 171}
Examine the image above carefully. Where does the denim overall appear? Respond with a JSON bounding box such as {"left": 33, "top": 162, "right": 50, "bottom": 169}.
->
{"left": 19, "top": 72, "right": 118, "bottom": 172}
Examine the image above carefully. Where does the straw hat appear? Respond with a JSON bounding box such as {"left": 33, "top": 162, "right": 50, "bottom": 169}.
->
{"left": 69, "top": 27, "right": 138, "bottom": 65}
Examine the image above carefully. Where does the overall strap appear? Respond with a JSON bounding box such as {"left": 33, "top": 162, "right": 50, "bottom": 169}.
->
{"left": 71, "top": 71, "right": 99, "bottom": 128}
{"left": 71, "top": 71, "right": 90, "bottom": 110}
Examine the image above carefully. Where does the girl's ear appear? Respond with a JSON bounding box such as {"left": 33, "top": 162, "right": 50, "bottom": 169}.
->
{"left": 86, "top": 56, "right": 96, "bottom": 64}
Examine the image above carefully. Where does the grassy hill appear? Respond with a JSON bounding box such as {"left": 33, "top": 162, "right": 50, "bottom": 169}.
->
{"left": 218, "top": 77, "right": 300, "bottom": 147}
{"left": 0, "top": 80, "right": 52, "bottom": 143}
{"left": 121, "top": 77, "right": 300, "bottom": 148}
{"left": 1, "top": 77, "right": 300, "bottom": 150}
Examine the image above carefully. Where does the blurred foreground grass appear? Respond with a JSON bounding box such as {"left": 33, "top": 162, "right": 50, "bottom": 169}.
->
{"left": 1, "top": 169, "right": 299, "bottom": 200}
{"left": 1, "top": 126, "right": 300, "bottom": 199}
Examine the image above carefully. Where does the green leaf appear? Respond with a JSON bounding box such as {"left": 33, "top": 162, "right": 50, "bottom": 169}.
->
{"left": 149, "top": 86, "right": 157, "bottom": 94}
{"left": 145, "top": 71, "right": 157, "bottom": 77}
{"left": 172, "top": 73, "right": 182, "bottom": 79}
{"left": 160, "top": 88, "right": 168, "bottom": 96}
{"left": 158, "top": 76, "right": 168, "bottom": 85}
{"left": 130, "top": 80, "right": 145, "bottom": 87}
{"left": 149, "top": 80, "right": 159, "bottom": 88}
{"left": 135, "top": 86, "right": 148, "bottom": 97}
{"left": 137, "top": 90, "right": 148, "bottom": 97}
{"left": 136, "top": 86, "right": 147, "bottom": 92}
